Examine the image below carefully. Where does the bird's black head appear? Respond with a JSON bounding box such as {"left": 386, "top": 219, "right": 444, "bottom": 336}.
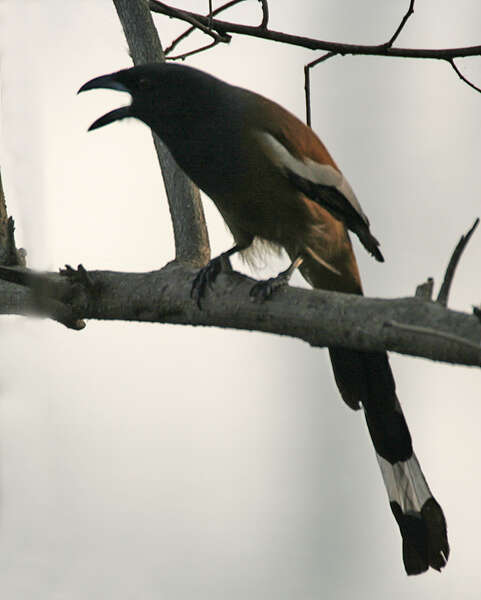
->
{"left": 78, "top": 63, "right": 226, "bottom": 133}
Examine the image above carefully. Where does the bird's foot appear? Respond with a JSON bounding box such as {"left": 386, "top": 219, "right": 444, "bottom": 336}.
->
{"left": 250, "top": 256, "right": 303, "bottom": 303}
{"left": 249, "top": 270, "right": 292, "bottom": 303}
{"left": 191, "top": 254, "right": 231, "bottom": 308}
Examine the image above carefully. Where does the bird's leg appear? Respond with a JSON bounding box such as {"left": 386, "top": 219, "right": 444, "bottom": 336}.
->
{"left": 191, "top": 245, "right": 243, "bottom": 308}
{"left": 249, "top": 255, "right": 304, "bottom": 303}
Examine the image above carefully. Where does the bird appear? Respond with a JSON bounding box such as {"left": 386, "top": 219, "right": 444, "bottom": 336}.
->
{"left": 79, "top": 63, "right": 449, "bottom": 574}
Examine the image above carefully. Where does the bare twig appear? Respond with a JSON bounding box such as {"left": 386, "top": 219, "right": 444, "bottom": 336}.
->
{"left": 382, "top": 0, "right": 415, "bottom": 49}
{"left": 151, "top": 1, "right": 230, "bottom": 44}
{"left": 304, "top": 52, "right": 336, "bottom": 126}
{"left": 437, "top": 218, "right": 479, "bottom": 306}
{"left": 149, "top": 2, "right": 481, "bottom": 60}
{"left": 258, "top": 0, "right": 269, "bottom": 29}
{"left": 168, "top": 39, "right": 219, "bottom": 61}
{"left": 447, "top": 58, "right": 481, "bottom": 94}
{"left": 151, "top": 1, "right": 481, "bottom": 96}
{"left": 166, "top": 0, "right": 267, "bottom": 59}
{"left": 208, "top": 0, "right": 213, "bottom": 29}
{"left": 164, "top": 0, "right": 246, "bottom": 56}
{"left": 304, "top": 0, "right": 416, "bottom": 125}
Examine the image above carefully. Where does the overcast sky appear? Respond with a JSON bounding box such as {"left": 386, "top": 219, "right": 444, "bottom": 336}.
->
{"left": 1, "top": 1, "right": 481, "bottom": 599}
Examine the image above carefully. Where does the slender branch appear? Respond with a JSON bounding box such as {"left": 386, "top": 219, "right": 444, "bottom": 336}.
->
{"left": 112, "top": 0, "right": 210, "bottom": 267}
{"left": 164, "top": 0, "right": 246, "bottom": 56}
{"left": 168, "top": 39, "right": 219, "bottom": 61}
{"left": 149, "top": 2, "right": 481, "bottom": 60}
{"left": 258, "top": 0, "right": 269, "bottom": 29}
{"left": 0, "top": 263, "right": 480, "bottom": 367}
{"left": 304, "top": 1, "right": 417, "bottom": 125}
{"left": 437, "top": 218, "right": 479, "bottom": 306}
{"left": 304, "top": 52, "right": 336, "bottom": 126}
{"left": 150, "top": 1, "right": 230, "bottom": 43}
{"left": 382, "top": 0, "right": 415, "bottom": 49}
{"left": 447, "top": 58, "right": 481, "bottom": 94}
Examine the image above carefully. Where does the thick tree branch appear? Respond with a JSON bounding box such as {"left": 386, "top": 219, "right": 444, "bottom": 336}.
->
{"left": 0, "top": 263, "right": 479, "bottom": 367}
{"left": 112, "top": 0, "right": 210, "bottom": 266}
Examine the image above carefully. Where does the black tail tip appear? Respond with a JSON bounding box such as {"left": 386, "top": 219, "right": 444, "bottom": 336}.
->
{"left": 391, "top": 498, "right": 449, "bottom": 575}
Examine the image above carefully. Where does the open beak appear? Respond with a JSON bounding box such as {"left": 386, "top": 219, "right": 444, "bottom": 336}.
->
{"left": 78, "top": 74, "right": 131, "bottom": 131}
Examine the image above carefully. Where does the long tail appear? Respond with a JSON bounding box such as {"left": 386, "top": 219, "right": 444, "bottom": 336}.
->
{"left": 287, "top": 217, "right": 449, "bottom": 574}
{"left": 329, "top": 347, "right": 449, "bottom": 574}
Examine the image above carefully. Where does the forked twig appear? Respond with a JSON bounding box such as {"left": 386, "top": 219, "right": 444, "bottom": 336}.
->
{"left": 152, "top": 1, "right": 230, "bottom": 44}
{"left": 165, "top": 0, "right": 245, "bottom": 56}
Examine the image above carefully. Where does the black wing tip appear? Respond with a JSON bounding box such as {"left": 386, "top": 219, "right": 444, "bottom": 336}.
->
{"left": 358, "top": 229, "right": 384, "bottom": 262}
{"left": 372, "top": 246, "right": 384, "bottom": 262}
{"left": 285, "top": 170, "right": 386, "bottom": 262}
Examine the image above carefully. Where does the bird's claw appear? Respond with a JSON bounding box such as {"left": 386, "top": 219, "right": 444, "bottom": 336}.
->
{"left": 249, "top": 275, "right": 288, "bottom": 303}
{"left": 191, "top": 256, "right": 224, "bottom": 308}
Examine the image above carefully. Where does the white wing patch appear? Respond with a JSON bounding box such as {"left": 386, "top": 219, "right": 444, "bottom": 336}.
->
{"left": 255, "top": 131, "right": 369, "bottom": 225}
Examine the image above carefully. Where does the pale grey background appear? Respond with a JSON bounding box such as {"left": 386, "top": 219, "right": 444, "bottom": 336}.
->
{"left": 1, "top": 1, "right": 480, "bottom": 598}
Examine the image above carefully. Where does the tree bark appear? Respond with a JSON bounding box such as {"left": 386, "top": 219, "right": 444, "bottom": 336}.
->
{"left": 1, "top": 263, "right": 479, "bottom": 367}
{"left": 113, "top": 0, "right": 210, "bottom": 266}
